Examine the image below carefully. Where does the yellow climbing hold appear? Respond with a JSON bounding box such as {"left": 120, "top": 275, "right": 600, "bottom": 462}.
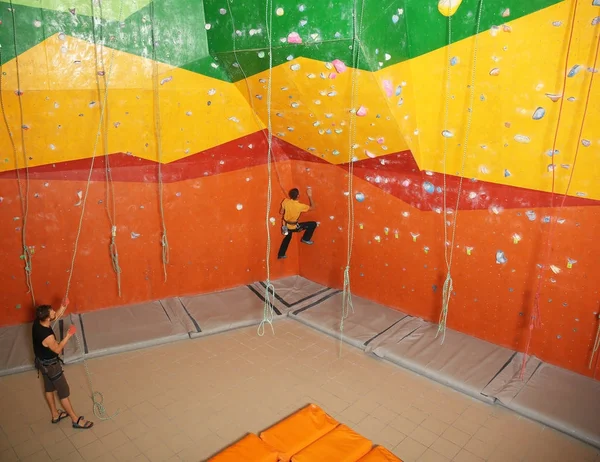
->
{"left": 438, "top": 0, "right": 463, "bottom": 17}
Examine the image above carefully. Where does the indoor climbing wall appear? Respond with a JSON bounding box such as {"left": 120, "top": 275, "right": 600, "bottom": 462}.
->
{"left": 1, "top": 0, "right": 599, "bottom": 378}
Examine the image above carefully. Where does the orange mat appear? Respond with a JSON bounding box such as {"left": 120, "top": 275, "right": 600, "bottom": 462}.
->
{"left": 208, "top": 433, "right": 279, "bottom": 462}
{"left": 260, "top": 403, "right": 339, "bottom": 461}
{"left": 357, "top": 446, "right": 403, "bottom": 462}
{"left": 290, "top": 424, "right": 372, "bottom": 462}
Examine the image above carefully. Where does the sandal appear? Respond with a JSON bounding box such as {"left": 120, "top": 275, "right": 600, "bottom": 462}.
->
{"left": 51, "top": 410, "right": 68, "bottom": 424}
{"left": 72, "top": 416, "right": 94, "bottom": 429}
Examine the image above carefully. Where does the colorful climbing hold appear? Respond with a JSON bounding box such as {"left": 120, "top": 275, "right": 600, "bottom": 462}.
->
{"left": 287, "top": 32, "right": 302, "bottom": 44}
{"left": 437, "top": 0, "right": 463, "bottom": 17}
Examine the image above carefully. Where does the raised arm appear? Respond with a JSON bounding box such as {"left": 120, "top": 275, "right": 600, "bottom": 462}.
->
{"left": 306, "top": 187, "right": 315, "bottom": 210}
{"left": 42, "top": 325, "right": 76, "bottom": 355}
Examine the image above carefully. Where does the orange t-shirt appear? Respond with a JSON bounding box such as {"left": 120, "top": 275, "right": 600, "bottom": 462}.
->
{"left": 282, "top": 199, "right": 310, "bottom": 230}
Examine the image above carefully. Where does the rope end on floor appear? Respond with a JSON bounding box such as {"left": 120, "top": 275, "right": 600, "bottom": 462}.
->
{"left": 339, "top": 266, "right": 354, "bottom": 358}
{"left": 258, "top": 281, "right": 276, "bottom": 337}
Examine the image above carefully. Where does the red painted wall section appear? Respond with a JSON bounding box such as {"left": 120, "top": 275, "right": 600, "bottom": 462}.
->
{"left": 0, "top": 158, "right": 299, "bottom": 326}
{"left": 289, "top": 159, "right": 600, "bottom": 378}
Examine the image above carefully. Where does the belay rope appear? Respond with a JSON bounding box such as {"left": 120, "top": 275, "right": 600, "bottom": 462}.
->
{"left": 436, "top": 0, "right": 484, "bottom": 343}
{"left": 51, "top": 0, "right": 126, "bottom": 421}
{"left": 1, "top": 3, "right": 35, "bottom": 306}
{"left": 338, "top": 0, "right": 365, "bottom": 357}
{"left": 150, "top": 0, "right": 170, "bottom": 283}
{"left": 257, "top": 0, "right": 277, "bottom": 337}
{"left": 94, "top": 0, "right": 123, "bottom": 297}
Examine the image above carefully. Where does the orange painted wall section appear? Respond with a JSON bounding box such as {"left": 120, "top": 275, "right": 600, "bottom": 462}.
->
{"left": 290, "top": 160, "right": 600, "bottom": 378}
{"left": 0, "top": 164, "right": 297, "bottom": 325}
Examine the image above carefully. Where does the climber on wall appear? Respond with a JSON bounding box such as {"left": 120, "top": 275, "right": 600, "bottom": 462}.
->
{"left": 32, "top": 299, "right": 94, "bottom": 430}
{"left": 278, "top": 187, "right": 317, "bottom": 260}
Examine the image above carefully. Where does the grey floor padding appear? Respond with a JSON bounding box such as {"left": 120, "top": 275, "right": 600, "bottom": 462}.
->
{"left": 248, "top": 275, "right": 338, "bottom": 315}
{"left": 483, "top": 354, "right": 600, "bottom": 448}
{"left": 289, "top": 292, "right": 406, "bottom": 350}
{"left": 369, "top": 323, "right": 515, "bottom": 404}
{"left": 78, "top": 300, "right": 190, "bottom": 358}
{"left": 0, "top": 323, "right": 35, "bottom": 376}
{"left": 180, "top": 286, "right": 275, "bottom": 338}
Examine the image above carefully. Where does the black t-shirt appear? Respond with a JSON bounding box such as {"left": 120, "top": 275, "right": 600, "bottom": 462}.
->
{"left": 32, "top": 320, "right": 58, "bottom": 360}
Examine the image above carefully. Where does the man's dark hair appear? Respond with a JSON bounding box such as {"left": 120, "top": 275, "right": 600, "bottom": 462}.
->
{"left": 35, "top": 305, "right": 52, "bottom": 322}
{"left": 289, "top": 188, "right": 299, "bottom": 200}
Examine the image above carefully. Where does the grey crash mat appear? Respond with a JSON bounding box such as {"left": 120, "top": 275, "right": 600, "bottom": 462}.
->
{"left": 248, "top": 276, "right": 339, "bottom": 315}
{"left": 179, "top": 286, "right": 280, "bottom": 338}
{"left": 77, "top": 300, "right": 190, "bottom": 358}
{"left": 0, "top": 323, "right": 35, "bottom": 376}
{"left": 289, "top": 292, "right": 406, "bottom": 350}
{"left": 483, "top": 354, "right": 600, "bottom": 448}
{"left": 370, "top": 323, "right": 514, "bottom": 403}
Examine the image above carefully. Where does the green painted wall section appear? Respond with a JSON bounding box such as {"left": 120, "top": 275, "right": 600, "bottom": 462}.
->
{"left": 7, "top": 0, "right": 151, "bottom": 21}
{"left": 0, "top": 0, "right": 224, "bottom": 79}
{"left": 0, "top": 0, "right": 563, "bottom": 82}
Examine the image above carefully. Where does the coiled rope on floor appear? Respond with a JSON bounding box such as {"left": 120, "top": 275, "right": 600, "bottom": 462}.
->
{"left": 257, "top": 0, "right": 277, "bottom": 337}
{"left": 1, "top": 2, "right": 35, "bottom": 306}
{"left": 436, "top": 0, "right": 484, "bottom": 344}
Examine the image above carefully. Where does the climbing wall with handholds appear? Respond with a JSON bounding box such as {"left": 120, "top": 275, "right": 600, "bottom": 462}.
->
{"left": 0, "top": 0, "right": 298, "bottom": 325}
{"left": 1, "top": 0, "right": 600, "bottom": 378}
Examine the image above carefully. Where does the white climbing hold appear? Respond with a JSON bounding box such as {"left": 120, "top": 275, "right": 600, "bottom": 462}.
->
{"left": 290, "top": 63, "right": 300, "bottom": 71}
{"left": 442, "top": 130, "right": 454, "bottom": 138}
{"left": 236, "top": 204, "right": 243, "bottom": 210}
{"left": 208, "top": 88, "right": 216, "bottom": 96}
{"left": 545, "top": 93, "right": 562, "bottom": 102}
{"left": 514, "top": 134, "right": 531, "bottom": 144}
{"left": 502, "top": 8, "right": 510, "bottom": 17}
{"left": 489, "top": 68, "right": 500, "bottom": 76}
{"left": 276, "top": 7, "right": 284, "bottom": 16}
{"left": 205, "top": 24, "right": 211, "bottom": 30}
{"left": 219, "top": 8, "right": 226, "bottom": 15}
{"left": 365, "top": 150, "right": 376, "bottom": 158}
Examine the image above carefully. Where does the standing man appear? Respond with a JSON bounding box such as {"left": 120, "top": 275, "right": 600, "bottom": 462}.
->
{"left": 32, "top": 300, "right": 93, "bottom": 429}
{"left": 278, "top": 187, "right": 317, "bottom": 260}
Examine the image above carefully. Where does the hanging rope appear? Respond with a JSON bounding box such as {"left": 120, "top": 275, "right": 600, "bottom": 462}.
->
{"left": 149, "top": 1, "right": 170, "bottom": 282}
{"left": 436, "top": 0, "right": 484, "bottom": 344}
{"left": 256, "top": 0, "right": 277, "bottom": 336}
{"left": 53, "top": 1, "right": 125, "bottom": 421}
{"left": 520, "top": 0, "right": 595, "bottom": 378}
{"left": 94, "top": 0, "right": 123, "bottom": 297}
{"left": 1, "top": 2, "right": 35, "bottom": 306}
{"left": 590, "top": 314, "right": 600, "bottom": 371}
{"left": 225, "top": 0, "right": 287, "bottom": 198}
{"left": 338, "top": 0, "right": 366, "bottom": 357}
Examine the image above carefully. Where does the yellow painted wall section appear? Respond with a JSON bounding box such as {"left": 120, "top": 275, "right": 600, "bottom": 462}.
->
{"left": 0, "top": 34, "right": 263, "bottom": 169}
{"left": 234, "top": 57, "right": 410, "bottom": 164}
{"left": 381, "top": 1, "right": 600, "bottom": 200}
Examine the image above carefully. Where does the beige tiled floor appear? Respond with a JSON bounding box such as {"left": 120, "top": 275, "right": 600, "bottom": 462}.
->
{"left": 1, "top": 319, "right": 598, "bottom": 462}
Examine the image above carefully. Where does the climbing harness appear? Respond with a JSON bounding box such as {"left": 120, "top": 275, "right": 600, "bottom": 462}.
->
{"left": 520, "top": 0, "right": 597, "bottom": 378}
{"left": 338, "top": 0, "right": 366, "bottom": 357}
{"left": 0, "top": 2, "right": 35, "bottom": 306}
{"left": 257, "top": 0, "right": 277, "bottom": 337}
{"left": 150, "top": 1, "right": 170, "bottom": 283}
{"left": 436, "top": 0, "right": 484, "bottom": 344}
